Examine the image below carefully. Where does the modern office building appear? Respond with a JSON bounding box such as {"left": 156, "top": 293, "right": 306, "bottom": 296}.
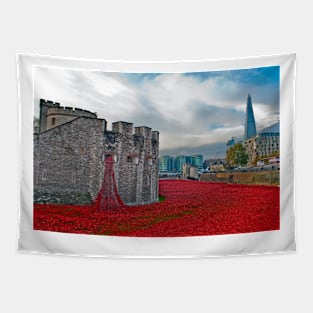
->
{"left": 159, "top": 154, "right": 204, "bottom": 173}
{"left": 244, "top": 94, "right": 257, "bottom": 140}
{"left": 159, "top": 155, "right": 175, "bottom": 173}
{"left": 243, "top": 123, "right": 280, "bottom": 166}
{"left": 226, "top": 94, "right": 280, "bottom": 167}
{"left": 175, "top": 155, "right": 187, "bottom": 173}
{"left": 191, "top": 154, "right": 204, "bottom": 171}
{"left": 175, "top": 154, "right": 204, "bottom": 173}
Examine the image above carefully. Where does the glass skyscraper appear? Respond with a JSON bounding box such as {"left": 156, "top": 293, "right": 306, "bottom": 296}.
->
{"left": 244, "top": 94, "right": 257, "bottom": 140}
{"left": 159, "top": 155, "right": 175, "bottom": 173}
{"left": 159, "top": 154, "right": 204, "bottom": 173}
{"left": 191, "top": 154, "right": 204, "bottom": 171}
{"left": 175, "top": 155, "right": 187, "bottom": 173}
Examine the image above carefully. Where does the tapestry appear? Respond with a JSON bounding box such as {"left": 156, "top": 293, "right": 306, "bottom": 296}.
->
{"left": 17, "top": 53, "right": 296, "bottom": 257}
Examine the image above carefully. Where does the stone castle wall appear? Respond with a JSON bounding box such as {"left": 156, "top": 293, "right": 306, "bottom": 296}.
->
{"left": 200, "top": 171, "right": 280, "bottom": 186}
{"left": 34, "top": 100, "right": 159, "bottom": 205}
{"left": 39, "top": 99, "right": 100, "bottom": 132}
{"left": 103, "top": 122, "right": 159, "bottom": 205}
{"left": 34, "top": 117, "right": 106, "bottom": 203}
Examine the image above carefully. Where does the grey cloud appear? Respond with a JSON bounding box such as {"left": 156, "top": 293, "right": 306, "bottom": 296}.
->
{"left": 190, "top": 102, "right": 245, "bottom": 130}
{"left": 34, "top": 67, "right": 279, "bottom": 155}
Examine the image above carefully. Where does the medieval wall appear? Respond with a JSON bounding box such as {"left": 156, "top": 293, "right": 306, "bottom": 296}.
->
{"left": 39, "top": 99, "right": 100, "bottom": 132}
{"left": 34, "top": 101, "right": 159, "bottom": 206}
{"left": 200, "top": 171, "right": 280, "bottom": 186}
{"left": 34, "top": 117, "right": 106, "bottom": 204}
{"left": 106, "top": 122, "right": 159, "bottom": 205}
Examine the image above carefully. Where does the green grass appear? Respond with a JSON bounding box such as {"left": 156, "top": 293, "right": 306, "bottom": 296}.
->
{"left": 159, "top": 195, "right": 166, "bottom": 202}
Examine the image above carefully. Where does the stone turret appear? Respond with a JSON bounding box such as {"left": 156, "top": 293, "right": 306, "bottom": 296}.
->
{"left": 112, "top": 121, "right": 133, "bottom": 136}
{"left": 34, "top": 99, "right": 159, "bottom": 206}
{"left": 152, "top": 131, "right": 159, "bottom": 142}
{"left": 134, "top": 126, "right": 152, "bottom": 139}
{"left": 39, "top": 99, "right": 99, "bottom": 132}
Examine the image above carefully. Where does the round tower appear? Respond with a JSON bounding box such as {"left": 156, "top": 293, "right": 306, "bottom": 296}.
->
{"left": 39, "top": 99, "right": 97, "bottom": 131}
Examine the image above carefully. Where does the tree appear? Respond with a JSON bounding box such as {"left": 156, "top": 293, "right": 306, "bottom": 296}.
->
{"left": 226, "top": 143, "right": 249, "bottom": 167}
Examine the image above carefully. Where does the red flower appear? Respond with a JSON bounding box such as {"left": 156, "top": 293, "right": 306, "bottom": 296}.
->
{"left": 34, "top": 180, "right": 279, "bottom": 237}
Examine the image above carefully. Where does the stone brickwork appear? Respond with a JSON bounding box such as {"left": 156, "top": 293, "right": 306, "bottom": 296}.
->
{"left": 182, "top": 164, "right": 199, "bottom": 180}
{"left": 39, "top": 99, "right": 100, "bottom": 132}
{"left": 200, "top": 171, "right": 280, "bottom": 186}
{"left": 34, "top": 99, "right": 159, "bottom": 206}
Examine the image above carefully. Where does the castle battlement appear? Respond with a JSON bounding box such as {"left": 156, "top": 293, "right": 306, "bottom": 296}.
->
{"left": 46, "top": 106, "right": 97, "bottom": 117}
{"left": 35, "top": 99, "right": 159, "bottom": 206}
{"left": 135, "top": 126, "right": 152, "bottom": 139}
{"left": 112, "top": 121, "right": 133, "bottom": 136}
{"left": 41, "top": 98, "right": 96, "bottom": 115}
{"left": 39, "top": 99, "right": 98, "bottom": 131}
{"left": 112, "top": 122, "right": 158, "bottom": 140}
{"left": 40, "top": 99, "right": 61, "bottom": 107}
{"left": 152, "top": 131, "right": 159, "bottom": 141}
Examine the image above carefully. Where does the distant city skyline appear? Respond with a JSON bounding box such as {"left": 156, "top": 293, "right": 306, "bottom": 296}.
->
{"left": 159, "top": 154, "right": 203, "bottom": 173}
{"left": 34, "top": 66, "right": 279, "bottom": 159}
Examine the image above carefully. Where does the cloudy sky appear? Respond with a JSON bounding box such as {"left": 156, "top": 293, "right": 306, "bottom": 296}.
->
{"left": 34, "top": 65, "right": 279, "bottom": 159}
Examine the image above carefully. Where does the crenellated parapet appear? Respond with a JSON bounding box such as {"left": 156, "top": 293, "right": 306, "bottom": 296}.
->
{"left": 35, "top": 99, "right": 159, "bottom": 206}
{"left": 41, "top": 99, "right": 97, "bottom": 118}
{"left": 112, "top": 121, "right": 133, "bottom": 137}
{"left": 40, "top": 99, "right": 61, "bottom": 107}
{"left": 107, "top": 121, "right": 159, "bottom": 205}
{"left": 39, "top": 99, "right": 98, "bottom": 131}
{"left": 152, "top": 131, "right": 159, "bottom": 142}
{"left": 134, "top": 126, "right": 152, "bottom": 139}
{"left": 46, "top": 106, "right": 97, "bottom": 118}
{"left": 112, "top": 122, "right": 158, "bottom": 141}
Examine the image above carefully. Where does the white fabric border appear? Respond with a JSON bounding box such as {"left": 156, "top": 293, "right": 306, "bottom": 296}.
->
{"left": 17, "top": 53, "right": 296, "bottom": 258}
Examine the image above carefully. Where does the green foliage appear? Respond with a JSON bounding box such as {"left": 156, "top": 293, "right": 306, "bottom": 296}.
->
{"left": 226, "top": 143, "right": 249, "bottom": 167}
{"left": 159, "top": 195, "right": 166, "bottom": 202}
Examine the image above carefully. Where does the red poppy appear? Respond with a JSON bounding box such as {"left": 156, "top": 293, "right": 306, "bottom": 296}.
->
{"left": 34, "top": 180, "right": 279, "bottom": 237}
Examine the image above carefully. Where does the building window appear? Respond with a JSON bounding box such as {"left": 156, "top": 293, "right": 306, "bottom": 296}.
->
{"left": 51, "top": 117, "right": 56, "bottom": 126}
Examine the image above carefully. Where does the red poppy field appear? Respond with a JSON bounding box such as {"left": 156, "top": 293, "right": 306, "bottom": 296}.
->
{"left": 34, "top": 180, "right": 280, "bottom": 237}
